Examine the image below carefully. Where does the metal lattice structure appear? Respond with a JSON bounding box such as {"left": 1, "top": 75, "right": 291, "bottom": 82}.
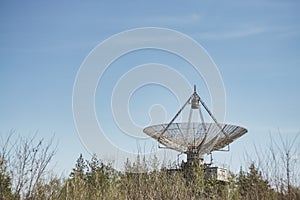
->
{"left": 143, "top": 85, "right": 247, "bottom": 160}
{"left": 143, "top": 122, "right": 247, "bottom": 156}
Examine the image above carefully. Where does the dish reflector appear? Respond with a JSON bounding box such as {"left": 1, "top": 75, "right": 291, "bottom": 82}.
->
{"left": 143, "top": 123, "right": 247, "bottom": 155}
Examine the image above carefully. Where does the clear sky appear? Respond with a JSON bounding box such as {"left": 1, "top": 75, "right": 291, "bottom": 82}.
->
{"left": 1, "top": 0, "right": 300, "bottom": 175}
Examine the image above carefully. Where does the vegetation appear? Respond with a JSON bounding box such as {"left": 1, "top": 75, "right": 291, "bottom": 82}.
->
{"left": 0, "top": 132, "right": 299, "bottom": 200}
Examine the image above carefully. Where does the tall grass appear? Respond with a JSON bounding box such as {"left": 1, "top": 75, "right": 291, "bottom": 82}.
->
{"left": 1, "top": 131, "right": 299, "bottom": 200}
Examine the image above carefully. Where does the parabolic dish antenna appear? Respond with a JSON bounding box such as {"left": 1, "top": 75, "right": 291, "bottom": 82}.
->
{"left": 143, "top": 86, "right": 247, "bottom": 161}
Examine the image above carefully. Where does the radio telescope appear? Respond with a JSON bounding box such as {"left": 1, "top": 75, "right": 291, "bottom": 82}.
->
{"left": 143, "top": 86, "right": 247, "bottom": 174}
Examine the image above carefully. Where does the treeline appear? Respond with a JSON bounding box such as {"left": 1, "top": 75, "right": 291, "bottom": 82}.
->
{"left": 1, "top": 133, "right": 300, "bottom": 200}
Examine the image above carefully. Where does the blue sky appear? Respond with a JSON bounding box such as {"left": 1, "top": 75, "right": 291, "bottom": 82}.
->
{"left": 1, "top": 0, "right": 300, "bottom": 174}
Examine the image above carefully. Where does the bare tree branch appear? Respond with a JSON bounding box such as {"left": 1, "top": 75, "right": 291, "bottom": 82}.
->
{"left": 1, "top": 131, "right": 57, "bottom": 199}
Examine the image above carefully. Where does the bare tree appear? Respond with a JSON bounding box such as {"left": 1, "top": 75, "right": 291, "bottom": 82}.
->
{"left": 275, "top": 132, "right": 300, "bottom": 198}
{"left": 0, "top": 131, "right": 57, "bottom": 199}
{"left": 244, "top": 131, "right": 300, "bottom": 198}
